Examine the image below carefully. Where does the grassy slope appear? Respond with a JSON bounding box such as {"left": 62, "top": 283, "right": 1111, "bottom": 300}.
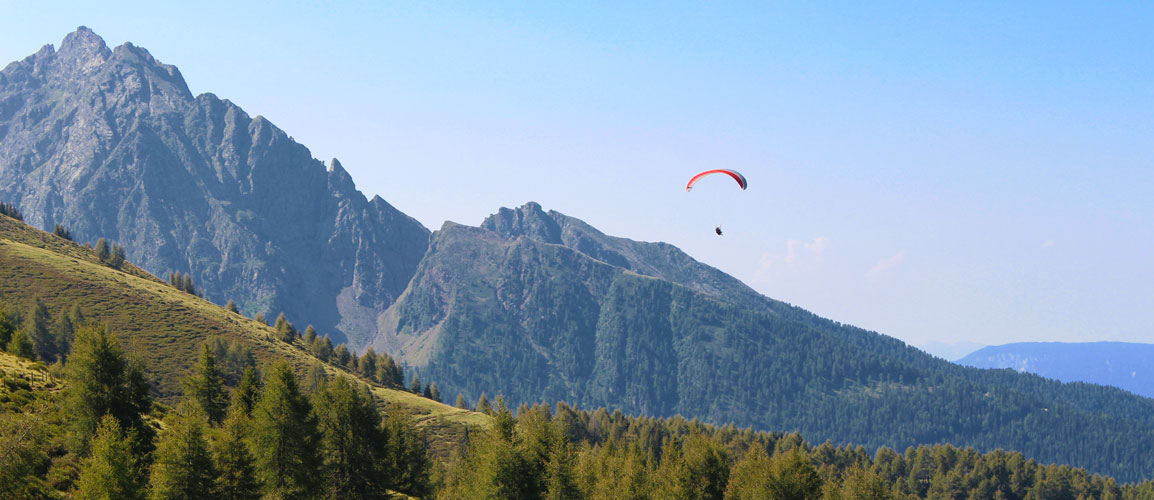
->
{"left": 0, "top": 215, "right": 487, "bottom": 456}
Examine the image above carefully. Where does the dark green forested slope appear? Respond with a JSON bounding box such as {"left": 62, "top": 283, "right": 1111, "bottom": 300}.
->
{"left": 374, "top": 203, "right": 1154, "bottom": 482}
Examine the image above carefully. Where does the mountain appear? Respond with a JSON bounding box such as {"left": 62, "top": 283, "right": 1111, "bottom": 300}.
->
{"left": 0, "top": 27, "right": 429, "bottom": 348}
{"left": 373, "top": 202, "right": 1154, "bottom": 482}
{"left": 959, "top": 342, "right": 1154, "bottom": 399}
{"left": 7, "top": 29, "right": 1154, "bottom": 482}
{"left": 918, "top": 340, "right": 985, "bottom": 361}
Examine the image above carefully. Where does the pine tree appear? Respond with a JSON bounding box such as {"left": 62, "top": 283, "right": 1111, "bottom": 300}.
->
{"left": 149, "top": 404, "right": 218, "bottom": 500}
{"left": 53, "top": 223, "right": 72, "bottom": 240}
{"left": 183, "top": 343, "right": 229, "bottom": 426}
{"left": 769, "top": 447, "right": 822, "bottom": 500}
{"left": 314, "top": 376, "right": 390, "bottom": 499}
{"left": 359, "top": 347, "right": 378, "bottom": 380}
{"left": 250, "top": 361, "right": 324, "bottom": 498}
{"left": 544, "top": 438, "right": 581, "bottom": 500}
{"left": 6, "top": 328, "right": 36, "bottom": 360}
{"left": 0, "top": 306, "right": 15, "bottom": 348}
{"left": 253, "top": 312, "right": 265, "bottom": 325}
{"left": 381, "top": 407, "right": 433, "bottom": 498}
{"left": 64, "top": 324, "right": 154, "bottom": 455}
{"left": 477, "top": 392, "right": 493, "bottom": 415}
{"left": 377, "top": 354, "right": 403, "bottom": 387}
{"left": 273, "top": 313, "right": 296, "bottom": 343}
{"left": 181, "top": 273, "right": 196, "bottom": 295}
{"left": 212, "top": 404, "right": 262, "bottom": 500}
{"left": 456, "top": 393, "right": 469, "bottom": 410}
{"left": 313, "top": 335, "right": 334, "bottom": 362}
{"left": 302, "top": 325, "right": 316, "bottom": 344}
{"left": 51, "top": 309, "right": 75, "bottom": 362}
{"left": 26, "top": 298, "right": 54, "bottom": 362}
{"left": 231, "top": 366, "right": 260, "bottom": 418}
{"left": 429, "top": 382, "right": 441, "bottom": 403}
{"left": 225, "top": 300, "right": 238, "bottom": 314}
{"left": 110, "top": 243, "right": 126, "bottom": 268}
{"left": 840, "top": 463, "right": 892, "bottom": 500}
{"left": 410, "top": 374, "right": 422, "bottom": 394}
{"left": 75, "top": 415, "right": 144, "bottom": 500}
{"left": 95, "top": 238, "right": 110, "bottom": 262}
{"left": 724, "top": 445, "right": 773, "bottom": 500}
{"left": 303, "top": 363, "right": 328, "bottom": 394}
{"left": 422, "top": 382, "right": 433, "bottom": 399}
{"left": 681, "top": 433, "right": 729, "bottom": 500}
{"left": 335, "top": 344, "right": 352, "bottom": 367}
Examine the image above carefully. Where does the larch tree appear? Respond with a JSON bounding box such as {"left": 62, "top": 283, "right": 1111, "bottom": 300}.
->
{"left": 75, "top": 415, "right": 144, "bottom": 500}
{"left": 250, "top": 361, "right": 324, "bottom": 498}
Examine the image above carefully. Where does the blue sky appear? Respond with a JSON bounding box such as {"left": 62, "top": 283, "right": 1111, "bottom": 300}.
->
{"left": 1, "top": 1, "right": 1151, "bottom": 347}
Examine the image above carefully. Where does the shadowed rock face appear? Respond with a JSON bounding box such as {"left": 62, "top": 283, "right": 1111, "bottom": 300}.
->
{"left": 0, "top": 27, "right": 429, "bottom": 348}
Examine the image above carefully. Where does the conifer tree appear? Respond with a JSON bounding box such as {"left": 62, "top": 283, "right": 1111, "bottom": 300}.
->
{"left": 477, "top": 392, "right": 492, "bottom": 415}
{"left": 681, "top": 432, "right": 729, "bottom": 500}
{"left": 231, "top": 366, "right": 260, "bottom": 418}
{"left": 75, "top": 415, "right": 144, "bottom": 500}
{"left": 183, "top": 343, "right": 229, "bottom": 426}
{"left": 302, "top": 325, "right": 316, "bottom": 344}
{"left": 423, "top": 382, "right": 433, "bottom": 399}
{"left": 273, "top": 313, "right": 297, "bottom": 343}
{"left": 51, "top": 309, "right": 75, "bottom": 362}
{"left": 840, "top": 463, "right": 891, "bottom": 500}
{"left": 303, "top": 363, "right": 328, "bottom": 394}
{"left": 181, "top": 273, "right": 192, "bottom": 294}
{"left": 544, "top": 437, "right": 581, "bottom": 500}
{"left": 95, "top": 238, "right": 110, "bottom": 262}
{"left": 380, "top": 406, "right": 433, "bottom": 498}
{"left": 225, "top": 300, "right": 239, "bottom": 314}
{"left": 212, "top": 404, "right": 262, "bottom": 500}
{"left": 335, "top": 343, "right": 352, "bottom": 367}
{"left": 429, "top": 382, "right": 441, "bottom": 403}
{"left": 768, "top": 447, "right": 822, "bottom": 500}
{"left": 64, "top": 324, "right": 154, "bottom": 454}
{"left": 110, "top": 243, "right": 126, "bottom": 268}
{"left": 314, "top": 376, "right": 390, "bottom": 499}
{"left": 253, "top": 312, "right": 265, "bottom": 325}
{"left": 7, "top": 328, "right": 36, "bottom": 360}
{"left": 149, "top": 404, "right": 218, "bottom": 500}
{"left": 410, "top": 374, "right": 422, "bottom": 394}
{"left": 250, "top": 361, "right": 324, "bottom": 498}
{"left": 456, "top": 393, "right": 469, "bottom": 410}
{"left": 377, "top": 354, "right": 403, "bottom": 387}
{"left": 359, "top": 347, "right": 378, "bottom": 380}
{"left": 725, "top": 445, "right": 773, "bottom": 500}
{"left": 27, "top": 298, "right": 54, "bottom": 361}
{"left": 0, "top": 305, "right": 15, "bottom": 348}
{"left": 54, "top": 223, "right": 72, "bottom": 240}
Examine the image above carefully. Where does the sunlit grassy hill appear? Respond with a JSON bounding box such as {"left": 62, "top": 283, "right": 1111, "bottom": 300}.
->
{"left": 0, "top": 215, "right": 487, "bottom": 455}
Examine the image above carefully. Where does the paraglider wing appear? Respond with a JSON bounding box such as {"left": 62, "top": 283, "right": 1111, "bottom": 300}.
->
{"left": 686, "top": 169, "right": 748, "bottom": 191}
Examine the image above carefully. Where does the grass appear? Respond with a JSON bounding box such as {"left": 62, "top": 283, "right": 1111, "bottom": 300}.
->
{"left": 0, "top": 214, "right": 489, "bottom": 456}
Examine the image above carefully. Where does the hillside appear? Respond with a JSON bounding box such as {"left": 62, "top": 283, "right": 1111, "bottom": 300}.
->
{"left": 959, "top": 342, "right": 1154, "bottom": 398}
{"left": 0, "top": 27, "right": 429, "bottom": 349}
{"left": 374, "top": 202, "right": 1154, "bottom": 482}
{"left": 0, "top": 214, "right": 487, "bottom": 455}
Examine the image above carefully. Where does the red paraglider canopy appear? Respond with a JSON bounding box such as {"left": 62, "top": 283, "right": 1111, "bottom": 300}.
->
{"left": 686, "top": 169, "right": 747, "bottom": 191}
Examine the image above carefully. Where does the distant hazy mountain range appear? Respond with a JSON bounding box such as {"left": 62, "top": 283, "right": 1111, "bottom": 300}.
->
{"left": 6, "top": 28, "right": 1154, "bottom": 481}
{"left": 958, "top": 342, "right": 1154, "bottom": 399}
{"left": 918, "top": 340, "right": 985, "bottom": 361}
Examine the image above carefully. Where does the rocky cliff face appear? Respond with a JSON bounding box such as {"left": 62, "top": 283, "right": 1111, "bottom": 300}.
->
{"left": 0, "top": 28, "right": 429, "bottom": 347}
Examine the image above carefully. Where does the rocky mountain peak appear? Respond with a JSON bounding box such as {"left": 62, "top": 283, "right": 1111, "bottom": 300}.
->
{"left": 480, "top": 201, "right": 563, "bottom": 244}
{"left": 57, "top": 26, "right": 111, "bottom": 69}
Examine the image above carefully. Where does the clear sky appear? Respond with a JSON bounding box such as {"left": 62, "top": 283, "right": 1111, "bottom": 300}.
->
{"left": 2, "top": 1, "right": 1151, "bottom": 347}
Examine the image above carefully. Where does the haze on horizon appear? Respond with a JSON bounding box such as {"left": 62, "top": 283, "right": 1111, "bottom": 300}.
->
{"left": 1, "top": 1, "right": 1150, "bottom": 348}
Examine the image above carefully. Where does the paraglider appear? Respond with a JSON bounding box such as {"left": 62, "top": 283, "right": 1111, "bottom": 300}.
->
{"left": 686, "top": 169, "right": 747, "bottom": 192}
{"left": 687, "top": 169, "right": 746, "bottom": 236}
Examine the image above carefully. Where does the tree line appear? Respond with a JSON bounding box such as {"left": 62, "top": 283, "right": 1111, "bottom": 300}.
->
{"left": 0, "top": 309, "right": 433, "bottom": 499}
